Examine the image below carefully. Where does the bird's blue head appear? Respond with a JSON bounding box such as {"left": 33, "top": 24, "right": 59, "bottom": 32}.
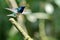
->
{"left": 17, "top": 6, "right": 25, "bottom": 13}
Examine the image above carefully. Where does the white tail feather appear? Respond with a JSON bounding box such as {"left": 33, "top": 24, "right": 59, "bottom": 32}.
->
{"left": 5, "top": 8, "right": 18, "bottom": 13}
{"left": 7, "top": 14, "right": 16, "bottom": 17}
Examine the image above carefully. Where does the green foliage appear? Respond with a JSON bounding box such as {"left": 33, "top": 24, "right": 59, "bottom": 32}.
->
{"left": 0, "top": 0, "right": 60, "bottom": 40}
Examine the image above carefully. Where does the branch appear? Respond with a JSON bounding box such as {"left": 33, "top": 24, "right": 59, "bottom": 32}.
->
{"left": 9, "top": 18, "right": 33, "bottom": 40}
{"left": 39, "top": 19, "right": 48, "bottom": 40}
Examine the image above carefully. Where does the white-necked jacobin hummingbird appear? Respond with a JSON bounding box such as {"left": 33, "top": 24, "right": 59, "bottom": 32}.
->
{"left": 5, "top": 6, "right": 25, "bottom": 17}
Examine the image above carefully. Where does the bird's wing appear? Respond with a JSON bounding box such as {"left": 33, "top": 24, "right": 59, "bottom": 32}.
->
{"left": 5, "top": 8, "right": 18, "bottom": 13}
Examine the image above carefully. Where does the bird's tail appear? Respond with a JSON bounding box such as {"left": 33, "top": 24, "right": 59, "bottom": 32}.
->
{"left": 7, "top": 13, "right": 16, "bottom": 17}
{"left": 5, "top": 8, "right": 18, "bottom": 13}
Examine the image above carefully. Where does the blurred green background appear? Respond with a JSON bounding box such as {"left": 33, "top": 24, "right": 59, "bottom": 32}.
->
{"left": 0, "top": 0, "right": 60, "bottom": 40}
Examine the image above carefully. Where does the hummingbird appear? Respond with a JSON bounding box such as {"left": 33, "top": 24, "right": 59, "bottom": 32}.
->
{"left": 5, "top": 6, "right": 25, "bottom": 17}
